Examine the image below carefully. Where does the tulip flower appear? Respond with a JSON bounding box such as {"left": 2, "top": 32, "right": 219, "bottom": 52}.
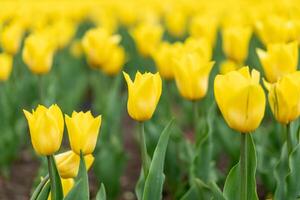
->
{"left": 0, "top": 53, "right": 13, "bottom": 81}
{"left": 101, "top": 46, "right": 125, "bottom": 76}
{"left": 131, "top": 22, "right": 163, "bottom": 57}
{"left": 222, "top": 25, "right": 252, "bottom": 64}
{"left": 214, "top": 67, "right": 266, "bottom": 133}
{"left": 184, "top": 37, "right": 212, "bottom": 61}
{"left": 65, "top": 111, "right": 102, "bottom": 155}
{"left": 23, "top": 104, "right": 64, "bottom": 155}
{"left": 0, "top": 21, "right": 24, "bottom": 55}
{"left": 173, "top": 52, "right": 214, "bottom": 101}
{"left": 55, "top": 150, "right": 94, "bottom": 178}
{"left": 22, "top": 33, "right": 55, "bottom": 75}
{"left": 257, "top": 41, "right": 298, "bottom": 83}
{"left": 165, "top": 9, "right": 186, "bottom": 37}
{"left": 219, "top": 60, "right": 240, "bottom": 74}
{"left": 264, "top": 72, "right": 300, "bottom": 124}
{"left": 123, "top": 71, "right": 162, "bottom": 121}
{"left": 48, "top": 178, "right": 74, "bottom": 200}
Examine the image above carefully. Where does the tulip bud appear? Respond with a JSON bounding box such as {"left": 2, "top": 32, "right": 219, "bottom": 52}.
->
{"left": 55, "top": 151, "right": 94, "bottom": 178}
{"left": 23, "top": 104, "right": 64, "bottom": 155}
{"left": 257, "top": 41, "right": 298, "bottom": 83}
{"left": 214, "top": 67, "right": 266, "bottom": 133}
{"left": 101, "top": 46, "right": 125, "bottom": 76}
{"left": 0, "top": 21, "right": 24, "bottom": 55}
{"left": 173, "top": 52, "right": 214, "bottom": 100}
{"left": 22, "top": 33, "right": 55, "bottom": 75}
{"left": 0, "top": 53, "right": 13, "bottom": 81}
{"left": 65, "top": 111, "right": 102, "bottom": 155}
{"left": 219, "top": 60, "right": 240, "bottom": 74}
{"left": 165, "top": 9, "right": 186, "bottom": 37}
{"left": 264, "top": 72, "right": 300, "bottom": 124}
{"left": 123, "top": 71, "right": 162, "bottom": 121}
{"left": 184, "top": 37, "right": 212, "bottom": 61}
{"left": 222, "top": 25, "right": 252, "bottom": 64}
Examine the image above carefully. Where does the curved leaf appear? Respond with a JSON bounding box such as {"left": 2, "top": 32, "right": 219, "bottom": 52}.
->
{"left": 96, "top": 183, "right": 106, "bottom": 200}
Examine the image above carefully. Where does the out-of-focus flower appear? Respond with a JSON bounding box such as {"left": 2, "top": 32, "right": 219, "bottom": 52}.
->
{"left": 55, "top": 150, "right": 94, "bottom": 178}
{"left": 0, "top": 53, "right": 13, "bottom": 81}
{"left": 257, "top": 41, "right": 298, "bottom": 83}
{"left": 65, "top": 111, "right": 102, "bottom": 155}
{"left": 222, "top": 25, "right": 252, "bottom": 64}
{"left": 214, "top": 67, "right": 266, "bottom": 133}
{"left": 23, "top": 104, "right": 64, "bottom": 155}
{"left": 123, "top": 71, "right": 162, "bottom": 121}
{"left": 174, "top": 52, "right": 214, "bottom": 100}
{"left": 219, "top": 60, "right": 240, "bottom": 74}
{"left": 264, "top": 72, "right": 300, "bottom": 124}
{"left": 48, "top": 178, "right": 74, "bottom": 200}
{"left": 22, "top": 33, "right": 55, "bottom": 75}
{"left": 51, "top": 19, "right": 76, "bottom": 49}
{"left": 131, "top": 22, "right": 163, "bottom": 57}
{"left": 70, "top": 40, "right": 83, "bottom": 58}
{"left": 0, "top": 21, "right": 24, "bottom": 55}
{"left": 101, "top": 46, "right": 125, "bottom": 76}
{"left": 184, "top": 37, "right": 212, "bottom": 61}
{"left": 165, "top": 9, "right": 186, "bottom": 37}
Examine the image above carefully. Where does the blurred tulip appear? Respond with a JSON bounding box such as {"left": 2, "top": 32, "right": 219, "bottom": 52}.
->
{"left": 101, "top": 46, "right": 125, "bottom": 76}
{"left": 65, "top": 111, "right": 102, "bottom": 155}
{"left": 184, "top": 37, "right": 212, "bottom": 61}
{"left": 131, "top": 22, "right": 163, "bottom": 57}
{"left": 257, "top": 41, "right": 298, "bottom": 83}
{"left": 214, "top": 67, "right": 266, "bottom": 133}
{"left": 165, "top": 9, "right": 186, "bottom": 37}
{"left": 219, "top": 60, "right": 240, "bottom": 74}
{"left": 23, "top": 104, "right": 64, "bottom": 155}
{"left": 48, "top": 178, "right": 74, "bottom": 200}
{"left": 22, "top": 33, "right": 55, "bottom": 75}
{"left": 174, "top": 52, "right": 214, "bottom": 100}
{"left": 0, "top": 53, "right": 13, "bottom": 81}
{"left": 222, "top": 25, "right": 252, "bottom": 64}
{"left": 0, "top": 21, "right": 24, "bottom": 55}
{"left": 55, "top": 150, "right": 94, "bottom": 178}
{"left": 123, "top": 71, "right": 162, "bottom": 121}
{"left": 264, "top": 72, "right": 300, "bottom": 124}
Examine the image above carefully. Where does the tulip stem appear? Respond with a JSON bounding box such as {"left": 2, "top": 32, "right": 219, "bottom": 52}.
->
{"left": 240, "top": 133, "right": 247, "bottom": 200}
{"left": 193, "top": 101, "right": 199, "bottom": 135}
{"left": 38, "top": 75, "right": 44, "bottom": 103}
{"left": 138, "top": 122, "right": 150, "bottom": 177}
{"left": 286, "top": 123, "right": 292, "bottom": 154}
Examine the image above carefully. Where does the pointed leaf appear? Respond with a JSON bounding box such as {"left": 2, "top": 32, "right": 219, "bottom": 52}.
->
{"left": 96, "top": 183, "right": 107, "bottom": 200}
{"left": 36, "top": 181, "right": 51, "bottom": 200}
{"left": 48, "top": 155, "right": 63, "bottom": 200}
{"left": 30, "top": 175, "right": 49, "bottom": 200}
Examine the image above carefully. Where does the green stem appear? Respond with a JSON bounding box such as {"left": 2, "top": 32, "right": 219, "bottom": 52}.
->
{"left": 47, "top": 156, "right": 55, "bottom": 200}
{"left": 193, "top": 101, "right": 199, "bottom": 135}
{"left": 38, "top": 75, "right": 44, "bottom": 103}
{"left": 286, "top": 123, "right": 292, "bottom": 154}
{"left": 138, "top": 122, "right": 150, "bottom": 177}
{"left": 240, "top": 133, "right": 247, "bottom": 200}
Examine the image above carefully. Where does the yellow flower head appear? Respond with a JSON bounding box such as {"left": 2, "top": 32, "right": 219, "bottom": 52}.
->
{"left": 174, "top": 52, "right": 214, "bottom": 100}
{"left": 264, "top": 72, "right": 300, "bottom": 124}
{"left": 257, "top": 41, "right": 298, "bottom": 83}
{"left": 0, "top": 53, "right": 13, "bottom": 81}
{"left": 165, "top": 9, "right": 186, "bottom": 37}
{"left": 1, "top": 21, "right": 24, "bottom": 55}
{"left": 23, "top": 104, "right": 64, "bottom": 155}
{"left": 123, "top": 71, "right": 162, "bottom": 121}
{"left": 184, "top": 37, "right": 212, "bottom": 61}
{"left": 101, "top": 46, "right": 125, "bottom": 76}
{"left": 222, "top": 25, "right": 252, "bottom": 64}
{"left": 65, "top": 111, "right": 102, "bottom": 155}
{"left": 22, "top": 33, "right": 55, "bottom": 75}
{"left": 214, "top": 67, "right": 266, "bottom": 133}
{"left": 55, "top": 150, "right": 94, "bottom": 178}
{"left": 219, "top": 60, "right": 241, "bottom": 75}
{"left": 131, "top": 22, "right": 163, "bottom": 57}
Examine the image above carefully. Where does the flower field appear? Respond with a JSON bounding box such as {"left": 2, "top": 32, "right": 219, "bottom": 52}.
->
{"left": 0, "top": 0, "right": 300, "bottom": 199}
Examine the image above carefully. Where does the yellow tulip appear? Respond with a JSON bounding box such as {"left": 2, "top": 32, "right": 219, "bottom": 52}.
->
{"left": 219, "top": 60, "right": 240, "bottom": 74}
{"left": 0, "top": 21, "right": 24, "bottom": 55}
{"left": 22, "top": 33, "right": 55, "bottom": 75}
{"left": 222, "top": 25, "right": 252, "bottom": 64}
{"left": 55, "top": 150, "right": 94, "bottom": 178}
{"left": 65, "top": 111, "right": 102, "bottom": 155}
{"left": 101, "top": 46, "right": 125, "bottom": 76}
{"left": 123, "top": 71, "right": 162, "bottom": 121}
{"left": 173, "top": 52, "right": 214, "bottom": 100}
{"left": 48, "top": 178, "right": 74, "bottom": 200}
{"left": 0, "top": 53, "right": 13, "bottom": 81}
{"left": 131, "top": 22, "right": 163, "bottom": 57}
{"left": 23, "top": 104, "right": 64, "bottom": 155}
{"left": 184, "top": 37, "right": 212, "bottom": 61}
{"left": 165, "top": 10, "right": 186, "bottom": 37}
{"left": 256, "top": 41, "right": 298, "bottom": 83}
{"left": 264, "top": 72, "right": 300, "bottom": 124}
{"left": 214, "top": 67, "right": 266, "bottom": 133}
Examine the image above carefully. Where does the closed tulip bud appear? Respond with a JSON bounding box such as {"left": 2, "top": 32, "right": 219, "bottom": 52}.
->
{"left": 184, "top": 37, "right": 212, "bottom": 61}
{"left": 165, "top": 10, "right": 186, "bottom": 37}
{"left": 0, "top": 53, "right": 13, "bottom": 81}
{"left": 123, "top": 71, "right": 162, "bottom": 121}
{"left": 257, "top": 41, "right": 298, "bottom": 83}
{"left": 48, "top": 178, "right": 74, "bottom": 200}
{"left": 222, "top": 25, "right": 252, "bottom": 64}
{"left": 22, "top": 33, "right": 55, "bottom": 75}
{"left": 174, "top": 52, "right": 214, "bottom": 100}
{"left": 1, "top": 21, "right": 24, "bottom": 55}
{"left": 214, "top": 67, "right": 266, "bottom": 133}
{"left": 219, "top": 60, "right": 240, "bottom": 74}
{"left": 264, "top": 72, "right": 300, "bottom": 124}
{"left": 23, "top": 104, "right": 64, "bottom": 155}
{"left": 55, "top": 150, "right": 94, "bottom": 178}
{"left": 101, "top": 46, "right": 125, "bottom": 76}
{"left": 131, "top": 22, "right": 163, "bottom": 57}
{"left": 65, "top": 111, "right": 102, "bottom": 155}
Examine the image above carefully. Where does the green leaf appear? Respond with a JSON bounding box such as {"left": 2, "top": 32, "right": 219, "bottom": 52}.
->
{"left": 36, "top": 181, "right": 51, "bottom": 200}
{"left": 96, "top": 183, "right": 107, "bottom": 200}
{"left": 285, "top": 144, "right": 300, "bottom": 199}
{"left": 274, "top": 143, "right": 288, "bottom": 200}
{"left": 47, "top": 155, "right": 63, "bottom": 200}
{"left": 30, "top": 175, "right": 49, "bottom": 200}
{"left": 223, "top": 134, "right": 258, "bottom": 200}
{"left": 135, "top": 170, "right": 145, "bottom": 200}
{"left": 64, "top": 152, "right": 89, "bottom": 200}
{"left": 142, "top": 119, "right": 174, "bottom": 200}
